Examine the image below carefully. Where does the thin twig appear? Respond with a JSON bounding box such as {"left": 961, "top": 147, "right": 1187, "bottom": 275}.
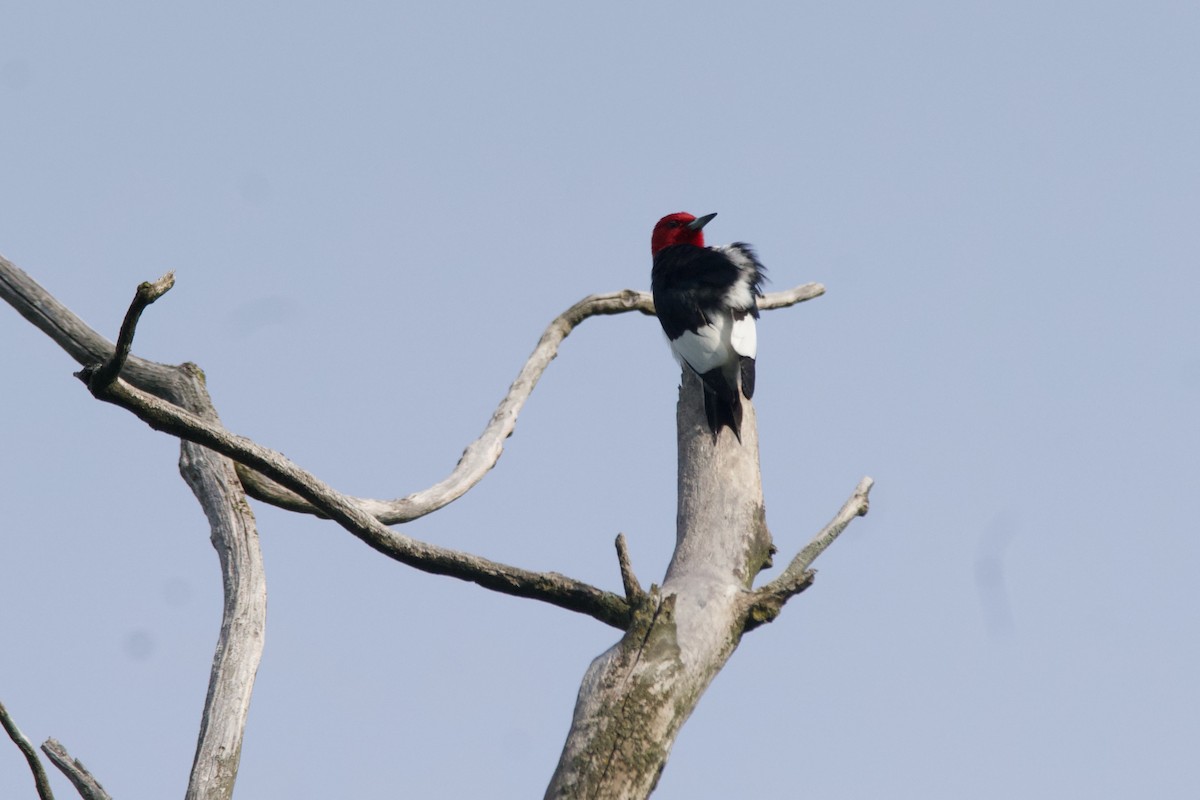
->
{"left": 86, "top": 271, "right": 174, "bottom": 389}
{"left": 777, "top": 476, "right": 873, "bottom": 585}
{"left": 0, "top": 700, "right": 55, "bottom": 800}
{"left": 744, "top": 477, "right": 874, "bottom": 630}
{"left": 41, "top": 739, "right": 111, "bottom": 800}
{"left": 615, "top": 534, "right": 646, "bottom": 605}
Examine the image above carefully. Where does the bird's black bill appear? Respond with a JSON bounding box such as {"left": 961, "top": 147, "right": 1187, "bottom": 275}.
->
{"left": 687, "top": 212, "right": 717, "bottom": 231}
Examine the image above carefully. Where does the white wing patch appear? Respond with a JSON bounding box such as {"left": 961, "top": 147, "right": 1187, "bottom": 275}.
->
{"left": 670, "top": 311, "right": 757, "bottom": 373}
{"left": 730, "top": 313, "right": 757, "bottom": 359}
{"left": 672, "top": 324, "right": 726, "bottom": 374}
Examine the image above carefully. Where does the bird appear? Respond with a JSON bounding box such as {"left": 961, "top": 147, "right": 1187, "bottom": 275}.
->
{"left": 650, "top": 211, "right": 766, "bottom": 442}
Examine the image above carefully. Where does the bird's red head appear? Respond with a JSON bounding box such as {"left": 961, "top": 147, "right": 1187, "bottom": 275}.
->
{"left": 651, "top": 212, "right": 716, "bottom": 255}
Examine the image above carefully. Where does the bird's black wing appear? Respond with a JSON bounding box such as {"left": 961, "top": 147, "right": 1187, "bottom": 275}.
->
{"left": 651, "top": 244, "right": 742, "bottom": 339}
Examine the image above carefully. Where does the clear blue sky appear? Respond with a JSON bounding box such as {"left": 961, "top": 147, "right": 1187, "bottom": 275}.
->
{"left": 3, "top": 2, "right": 1198, "bottom": 797}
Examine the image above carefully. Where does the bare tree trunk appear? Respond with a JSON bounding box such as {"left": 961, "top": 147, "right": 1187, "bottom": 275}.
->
{"left": 546, "top": 368, "right": 772, "bottom": 799}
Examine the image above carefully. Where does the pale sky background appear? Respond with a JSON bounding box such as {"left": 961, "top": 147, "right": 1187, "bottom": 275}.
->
{"left": 2, "top": 2, "right": 1198, "bottom": 798}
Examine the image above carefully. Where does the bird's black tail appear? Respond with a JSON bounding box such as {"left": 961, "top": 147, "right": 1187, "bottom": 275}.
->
{"left": 700, "top": 371, "right": 744, "bottom": 443}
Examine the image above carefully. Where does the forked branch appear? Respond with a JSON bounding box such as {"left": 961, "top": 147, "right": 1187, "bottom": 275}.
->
{"left": 744, "top": 476, "right": 874, "bottom": 630}
{"left": 41, "top": 739, "right": 112, "bottom": 800}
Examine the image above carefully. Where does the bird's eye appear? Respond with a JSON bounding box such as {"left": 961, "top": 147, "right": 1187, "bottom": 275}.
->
{"left": 668, "top": 221, "right": 681, "bottom": 229}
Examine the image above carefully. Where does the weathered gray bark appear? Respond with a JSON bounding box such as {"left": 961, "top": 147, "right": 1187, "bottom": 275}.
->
{"left": 545, "top": 369, "right": 772, "bottom": 799}
{"left": 41, "top": 739, "right": 112, "bottom": 800}
{"left": 176, "top": 377, "right": 265, "bottom": 800}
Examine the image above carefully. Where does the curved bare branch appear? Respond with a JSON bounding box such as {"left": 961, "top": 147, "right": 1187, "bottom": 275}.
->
{"left": 240, "top": 283, "right": 827, "bottom": 522}
{"left": 90, "top": 369, "right": 631, "bottom": 627}
{"left": 0, "top": 700, "right": 55, "bottom": 800}
{"left": 1, "top": 255, "right": 823, "bottom": 527}
{"left": 86, "top": 271, "right": 175, "bottom": 389}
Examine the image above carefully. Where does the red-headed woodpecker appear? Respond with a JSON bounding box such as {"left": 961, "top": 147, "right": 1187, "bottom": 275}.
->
{"left": 651, "top": 211, "right": 766, "bottom": 442}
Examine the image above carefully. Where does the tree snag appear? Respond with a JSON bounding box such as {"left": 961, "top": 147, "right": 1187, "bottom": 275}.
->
{"left": 0, "top": 253, "right": 870, "bottom": 800}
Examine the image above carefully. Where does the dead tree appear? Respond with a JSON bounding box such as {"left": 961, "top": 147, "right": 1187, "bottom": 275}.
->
{"left": 0, "top": 254, "right": 871, "bottom": 800}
